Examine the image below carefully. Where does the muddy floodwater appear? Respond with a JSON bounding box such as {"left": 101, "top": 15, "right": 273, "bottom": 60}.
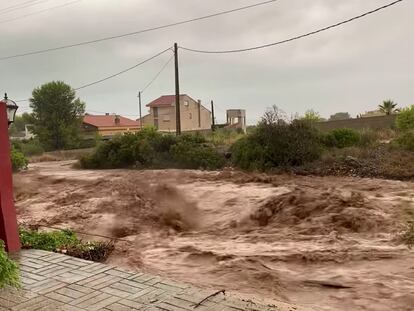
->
{"left": 15, "top": 161, "right": 414, "bottom": 311}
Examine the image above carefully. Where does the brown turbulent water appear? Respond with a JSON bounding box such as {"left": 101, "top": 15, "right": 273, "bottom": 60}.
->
{"left": 15, "top": 161, "right": 414, "bottom": 311}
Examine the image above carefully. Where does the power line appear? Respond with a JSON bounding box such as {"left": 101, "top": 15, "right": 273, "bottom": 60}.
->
{"left": 13, "top": 47, "right": 172, "bottom": 105}
{"left": 74, "top": 47, "right": 172, "bottom": 91}
{"left": 141, "top": 55, "right": 174, "bottom": 93}
{"left": 0, "top": 0, "right": 279, "bottom": 61}
{"left": 0, "top": 0, "right": 50, "bottom": 16}
{"left": 180, "top": 0, "right": 404, "bottom": 54}
{"left": 0, "top": 0, "right": 82, "bottom": 25}
{"left": 0, "top": 0, "right": 43, "bottom": 13}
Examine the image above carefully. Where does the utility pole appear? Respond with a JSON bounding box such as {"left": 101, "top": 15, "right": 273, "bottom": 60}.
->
{"left": 211, "top": 100, "right": 216, "bottom": 132}
{"left": 174, "top": 43, "right": 181, "bottom": 135}
{"left": 138, "top": 91, "right": 143, "bottom": 130}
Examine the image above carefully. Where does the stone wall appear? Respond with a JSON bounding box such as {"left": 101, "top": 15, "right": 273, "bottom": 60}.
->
{"left": 315, "top": 115, "right": 397, "bottom": 132}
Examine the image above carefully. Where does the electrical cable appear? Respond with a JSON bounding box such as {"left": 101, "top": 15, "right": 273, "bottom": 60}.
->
{"left": 0, "top": 0, "right": 279, "bottom": 61}
{"left": 13, "top": 47, "right": 172, "bottom": 106}
{"left": 141, "top": 55, "right": 174, "bottom": 94}
{"left": 0, "top": 0, "right": 50, "bottom": 16}
{"left": 179, "top": 0, "right": 404, "bottom": 54}
{"left": 0, "top": 0, "right": 83, "bottom": 25}
{"left": 74, "top": 47, "right": 172, "bottom": 91}
{"left": 0, "top": 0, "right": 44, "bottom": 13}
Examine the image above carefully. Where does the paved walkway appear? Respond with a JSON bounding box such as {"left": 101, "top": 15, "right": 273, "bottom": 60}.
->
{"left": 0, "top": 250, "right": 300, "bottom": 311}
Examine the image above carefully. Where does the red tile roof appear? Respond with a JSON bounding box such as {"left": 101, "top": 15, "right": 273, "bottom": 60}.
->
{"left": 147, "top": 95, "right": 188, "bottom": 108}
{"left": 83, "top": 115, "right": 139, "bottom": 128}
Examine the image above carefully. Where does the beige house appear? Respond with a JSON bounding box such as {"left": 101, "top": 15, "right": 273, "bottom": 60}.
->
{"left": 360, "top": 110, "right": 385, "bottom": 118}
{"left": 141, "top": 95, "right": 212, "bottom": 132}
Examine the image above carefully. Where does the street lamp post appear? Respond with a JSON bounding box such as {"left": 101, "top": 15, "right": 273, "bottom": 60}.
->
{"left": 0, "top": 93, "right": 21, "bottom": 252}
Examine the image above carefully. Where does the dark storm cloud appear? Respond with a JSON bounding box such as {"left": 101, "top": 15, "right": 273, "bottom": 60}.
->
{"left": 0, "top": 0, "right": 412, "bottom": 123}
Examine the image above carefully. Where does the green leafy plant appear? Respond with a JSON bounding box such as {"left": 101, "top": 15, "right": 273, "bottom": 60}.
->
{"left": 30, "top": 81, "right": 85, "bottom": 151}
{"left": 11, "top": 147, "right": 28, "bottom": 171}
{"left": 19, "top": 228, "right": 114, "bottom": 262}
{"left": 379, "top": 99, "right": 399, "bottom": 115}
{"left": 231, "top": 120, "right": 322, "bottom": 170}
{"left": 394, "top": 130, "right": 414, "bottom": 151}
{"left": 80, "top": 128, "right": 226, "bottom": 170}
{"left": 396, "top": 105, "right": 414, "bottom": 131}
{"left": 12, "top": 139, "right": 44, "bottom": 156}
{"left": 171, "top": 134, "right": 225, "bottom": 170}
{"left": 323, "top": 128, "right": 361, "bottom": 149}
{"left": 0, "top": 241, "right": 20, "bottom": 289}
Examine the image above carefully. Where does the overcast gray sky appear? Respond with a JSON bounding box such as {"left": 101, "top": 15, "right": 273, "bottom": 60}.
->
{"left": 0, "top": 0, "right": 412, "bottom": 124}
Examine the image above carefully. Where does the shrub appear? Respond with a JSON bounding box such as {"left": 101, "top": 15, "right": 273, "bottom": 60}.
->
{"left": 394, "top": 130, "right": 414, "bottom": 151}
{"left": 396, "top": 105, "right": 414, "bottom": 131}
{"left": 12, "top": 139, "right": 44, "bottom": 156}
{"left": 358, "top": 129, "right": 378, "bottom": 147}
{"left": 0, "top": 241, "right": 20, "bottom": 289}
{"left": 19, "top": 228, "right": 114, "bottom": 262}
{"left": 230, "top": 135, "right": 266, "bottom": 170}
{"left": 11, "top": 147, "right": 28, "bottom": 171}
{"left": 171, "top": 134, "right": 225, "bottom": 169}
{"left": 80, "top": 129, "right": 226, "bottom": 170}
{"left": 231, "top": 121, "right": 322, "bottom": 170}
{"left": 323, "top": 128, "right": 361, "bottom": 149}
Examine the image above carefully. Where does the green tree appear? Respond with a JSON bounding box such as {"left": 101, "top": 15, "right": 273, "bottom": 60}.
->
{"left": 30, "top": 81, "right": 85, "bottom": 150}
{"left": 301, "top": 109, "right": 324, "bottom": 122}
{"left": 329, "top": 112, "right": 351, "bottom": 121}
{"left": 396, "top": 105, "right": 414, "bottom": 131}
{"left": 379, "top": 100, "right": 399, "bottom": 115}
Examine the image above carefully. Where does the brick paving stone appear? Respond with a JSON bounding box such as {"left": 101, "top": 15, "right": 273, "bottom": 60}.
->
{"left": 101, "top": 286, "right": 133, "bottom": 299}
{"left": 130, "top": 274, "right": 156, "bottom": 284}
{"left": 74, "top": 292, "right": 112, "bottom": 309}
{"left": 58, "top": 305, "right": 87, "bottom": 311}
{"left": 52, "top": 271, "right": 93, "bottom": 283}
{"left": 45, "top": 292, "right": 74, "bottom": 304}
{"left": 152, "top": 283, "right": 185, "bottom": 293}
{"left": 41, "top": 254, "right": 70, "bottom": 264}
{"left": 83, "top": 295, "right": 121, "bottom": 311}
{"left": 111, "top": 282, "right": 146, "bottom": 295}
{"left": 66, "top": 284, "right": 95, "bottom": 295}
{"left": 10, "top": 296, "right": 62, "bottom": 311}
{"left": 84, "top": 275, "right": 122, "bottom": 290}
{"left": 128, "top": 287, "right": 159, "bottom": 301}
{"left": 69, "top": 291, "right": 102, "bottom": 306}
{"left": 106, "top": 302, "right": 143, "bottom": 311}
{"left": 5, "top": 250, "right": 298, "bottom": 311}
{"left": 116, "top": 299, "right": 145, "bottom": 309}
{"left": 119, "top": 279, "right": 149, "bottom": 290}
{"left": 56, "top": 286, "right": 87, "bottom": 299}
{"left": 105, "top": 269, "right": 135, "bottom": 279}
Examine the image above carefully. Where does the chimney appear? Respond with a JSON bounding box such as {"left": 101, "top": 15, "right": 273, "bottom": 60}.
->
{"left": 115, "top": 115, "right": 120, "bottom": 125}
{"left": 197, "top": 100, "right": 201, "bottom": 128}
{"left": 105, "top": 113, "right": 109, "bottom": 116}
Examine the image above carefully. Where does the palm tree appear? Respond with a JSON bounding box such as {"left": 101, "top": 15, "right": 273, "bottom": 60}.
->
{"left": 379, "top": 100, "right": 399, "bottom": 115}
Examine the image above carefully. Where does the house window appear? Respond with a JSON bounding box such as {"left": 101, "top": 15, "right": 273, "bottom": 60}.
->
{"left": 184, "top": 100, "right": 189, "bottom": 107}
{"left": 189, "top": 113, "right": 192, "bottom": 119}
{"left": 163, "top": 115, "right": 170, "bottom": 122}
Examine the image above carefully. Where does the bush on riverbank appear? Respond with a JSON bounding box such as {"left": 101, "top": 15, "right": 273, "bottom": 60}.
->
{"left": 80, "top": 128, "right": 225, "bottom": 170}
{"left": 0, "top": 242, "right": 20, "bottom": 289}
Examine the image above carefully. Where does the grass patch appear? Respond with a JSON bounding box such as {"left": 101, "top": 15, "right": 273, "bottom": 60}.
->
{"left": 0, "top": 241, "right": 20, "bottom": 289}
{"left": 20, "top": 228, "right": 114, "bottom": 262}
